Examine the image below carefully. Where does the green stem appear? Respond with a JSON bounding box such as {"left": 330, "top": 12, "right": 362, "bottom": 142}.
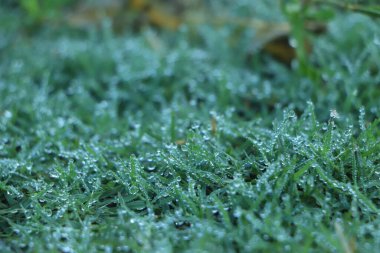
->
{"left": 311, "top": 0, "right": 380, "bottom": 18}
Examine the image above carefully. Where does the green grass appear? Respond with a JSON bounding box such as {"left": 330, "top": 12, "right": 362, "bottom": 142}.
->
{"left": 1, "top": 2, "right": 380, "bottom": 253}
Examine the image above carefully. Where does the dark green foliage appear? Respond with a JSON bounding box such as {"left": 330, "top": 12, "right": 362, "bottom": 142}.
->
{"left": 1, "top": 3, "right": 380, "bottom": 253}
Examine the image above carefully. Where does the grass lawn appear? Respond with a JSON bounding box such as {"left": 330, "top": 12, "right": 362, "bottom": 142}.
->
{"left": 1, "top": 1, "right": 380, "bottom": 252}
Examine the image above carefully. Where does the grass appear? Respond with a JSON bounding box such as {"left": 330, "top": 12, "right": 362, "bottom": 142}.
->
{"left": 1, "top": 2, "right": 380, "bottom": 252}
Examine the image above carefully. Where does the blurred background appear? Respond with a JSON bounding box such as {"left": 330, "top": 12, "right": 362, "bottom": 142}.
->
{"left": 1, "top": 0, "right": 378, "bottom": 66}
{"left": 1, "top": 0, "right": 379, "bottom": 121}
{"left": 0, "top": 0, "right": 316, "bottom": 65}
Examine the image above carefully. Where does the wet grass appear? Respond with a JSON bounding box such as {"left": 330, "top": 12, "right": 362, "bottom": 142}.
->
{"left": 1, "top": 4, "right": 380, "bottom": 253}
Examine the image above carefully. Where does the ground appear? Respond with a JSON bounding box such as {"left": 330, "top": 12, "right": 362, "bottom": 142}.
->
{"left": 0, "top": 2, "right": 380, "bottom": 252}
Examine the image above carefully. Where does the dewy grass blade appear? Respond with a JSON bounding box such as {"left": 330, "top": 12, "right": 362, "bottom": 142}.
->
{"left": 1, "top": 2, "right": 380, "bottom": 252}
{"left": 316, "top": 166, "right": 379, "bottom": 213}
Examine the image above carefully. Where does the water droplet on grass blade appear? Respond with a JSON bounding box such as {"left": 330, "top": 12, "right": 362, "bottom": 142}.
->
{"left": 50, "top": 171, "right": 60, "bottom": 179}
{"left": 129, "top": 186, "right": 139, "bottom": 194}
{"left": 359, "top": 106, "right": 366, "bottom": 131}
{"left": 147, "top": 166, "right": 157, "bottom": 172}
